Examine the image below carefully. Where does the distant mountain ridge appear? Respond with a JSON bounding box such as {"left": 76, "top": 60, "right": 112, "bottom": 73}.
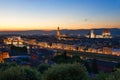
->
{"left": 0, "top": 28, "right": 120, "bottom": 36}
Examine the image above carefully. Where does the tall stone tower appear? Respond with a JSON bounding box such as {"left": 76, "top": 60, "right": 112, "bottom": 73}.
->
{"left": 57, "top": 27, "right": 61, "bottom": 40}
{"left": 90, "top": 29, "right": 95, "bottom": 38}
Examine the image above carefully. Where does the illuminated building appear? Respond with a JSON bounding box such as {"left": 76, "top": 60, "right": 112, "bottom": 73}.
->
{"left": 102, "top": 29, "right": 112, "bottom": 38}
{"left": 0, "top": 52, "right": 3, "bottom": 63}
{"left": 0, "top": 51, "right": 9, "bottom": 63}
{"left": 90, "top": 29, "right": 95, "bottom": 38}
{"left": 2, "top": 52, "right": 9, "bottom": 59}
{"left": 56, "top": 27, "right": 61, "bottom": 40}
{"left": 27, "top": 39, "right": 37, "bottom": 45}
{"left": 103, "top": 47, "right": 112, "bottom": 54}
{"left": 38, "top": 42, "right": 48, "bottom": 48}
{"left": 112, "top": 48, "right": 120, "bottom": 56}
{"left": 56, "top": 27, "right": 67, "bottom": 40}
{"left": 4, "top": 36, "right": 23, "bottom": 46}
{"left": 85, "top": 29, "right": 96, "bottom": 38}
{"left": 87, "top": 29, "right": 112, "bottom": 38}
{"left": 36, "top": 40, "right": 119, "bottom": 56}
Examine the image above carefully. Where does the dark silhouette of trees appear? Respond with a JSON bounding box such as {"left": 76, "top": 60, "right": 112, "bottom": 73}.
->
{"left": 96, "top": 72, "right": 109, "bottom": 80}
{"left": 42, "top": 63, "right": 89, "bottom": 80}
{"left": 107, "top": 69, "right": 120, "bottom": 80}
{"left": 1, "top": 62, "right": 120, "bottom": 80}
{"left": 115, "top": 62, "right": 120, "bottom": 68}
{"left": 84, "top": 61, "right": 91, "bottom": 73}
{"left": 38, "top": 63, "right": 50, "bottom": 73}
{"left": 0, "top": 62, "right": 17, "bottom": 71}
{"left": 0, "top": 66, "right": 41, "bottom": 80}
{"left": 11, "top": 45, "right": 27, "bottom": 53}
{"left": 92, "top": 59, "right": 98, "bottom": 74}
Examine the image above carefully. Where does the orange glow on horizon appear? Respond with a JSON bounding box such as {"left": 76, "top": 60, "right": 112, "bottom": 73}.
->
{"left": 0, "top": 22, "right": 119, "bottom": 31}
{"left": 0, "top": 25, "right": 119, "bottom": 31}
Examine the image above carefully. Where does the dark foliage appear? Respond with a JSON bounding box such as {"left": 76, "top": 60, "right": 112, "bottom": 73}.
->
{"left": 42, "top": 63, "right": 89, "bottom": 80}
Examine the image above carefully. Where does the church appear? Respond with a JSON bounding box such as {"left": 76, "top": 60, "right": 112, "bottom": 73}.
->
{"left": 87, "top": 29, "right": 112, "bottom": 38}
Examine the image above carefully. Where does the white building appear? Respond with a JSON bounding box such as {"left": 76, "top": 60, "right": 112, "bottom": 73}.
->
{"left": 87, "top": 29, "right": 112, "bottom": 38}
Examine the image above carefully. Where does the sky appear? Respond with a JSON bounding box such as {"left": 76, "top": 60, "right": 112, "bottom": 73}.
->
{"left": 0, "top": 0, "right": 120, "bottom": 31}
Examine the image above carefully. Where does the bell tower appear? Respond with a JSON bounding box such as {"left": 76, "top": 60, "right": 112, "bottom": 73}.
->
{"left": 57, "top": 27, "right": 61, "bottom": 40}
{"left": 90, "top": 29, "right": 95, "bottom": 38}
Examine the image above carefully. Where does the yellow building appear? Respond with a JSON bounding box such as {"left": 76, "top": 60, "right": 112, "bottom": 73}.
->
{"left": 103, "top": 47, "right": 112, "bottom": 54}
{"left": 4, "top": 36, "right": 23, "bottom": 46}
{"left": 28, "top": 39, "right": 37, "bottom": 45}
{"left": 0, "top": 51, "right": 9, "bottom": 63}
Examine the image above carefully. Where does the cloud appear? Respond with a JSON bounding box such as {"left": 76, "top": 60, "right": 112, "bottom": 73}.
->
{"left": 84, "top": 18, "right": 89, "bottom": 22}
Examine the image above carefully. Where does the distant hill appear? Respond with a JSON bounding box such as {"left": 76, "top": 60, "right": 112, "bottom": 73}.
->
{"left": 0, "top": 28, "right": 120, "bottom": 36}
{"left": 60, "top": 28, "right": 120, "bottom": 36}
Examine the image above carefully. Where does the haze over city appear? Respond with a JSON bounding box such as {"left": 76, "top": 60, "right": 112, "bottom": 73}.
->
{"left": 0, "top": 0, "right": 120, "bottom": 31}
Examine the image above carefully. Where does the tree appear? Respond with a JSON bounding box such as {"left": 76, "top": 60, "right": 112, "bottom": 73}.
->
{"left": 42, "top": 63, "right": 90, "bottom": 80}
{"left": 11, "top": 45, "right": 27, "bottom": 52}
{"left": 52, "top": 52, "right": 72, "bottom": 64}
{"left": 115, "top": 62, "right": 120, "bottom": 69}
{"left": 84, "top": 61, "right": 91, "bottom": 73}
{"left": 96, "top": 72, "right": 109, "bottom": 80}
{"left": 0, "top": 62, "right": 17, "bottom": 71}
{"left": 38, "top": 63, "right": 50, "bottom": 73}
{"left": 106, "top": 69, "right": 120, "bottom": 80}
{"left": 0, "top": 66, "right": 41, "bottom": 80}
{"left": 63, "top": 51, "right": 67, "bottom": 58}
{"left": 95, "top": 68, "right": 120, "bottom": 80}
{"left": 52, "top": 51, "right": 83, "bottom": 64}
{"left": 72, "top": 55, "right": 83, "bottom": 63}
{"left": 92, "top": 59, "right": 98, "bottom": 74}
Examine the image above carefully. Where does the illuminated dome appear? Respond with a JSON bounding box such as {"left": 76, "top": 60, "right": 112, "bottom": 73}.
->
{"left": 103, "top": 29, "right": 110, "bottom": 35}
{"left": 102, "top": 29, "right": 112, "bottom": 38}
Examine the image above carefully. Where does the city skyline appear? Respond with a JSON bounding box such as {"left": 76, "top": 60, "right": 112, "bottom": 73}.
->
{"left": 0, "top": 0, "right": 120, "bottom": 31}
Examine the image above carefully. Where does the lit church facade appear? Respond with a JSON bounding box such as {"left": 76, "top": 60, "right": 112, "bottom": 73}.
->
{"left": 87, "top": 29, "right": 112, "bottom": 38}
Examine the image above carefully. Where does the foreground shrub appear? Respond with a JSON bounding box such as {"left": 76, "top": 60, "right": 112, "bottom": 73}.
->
{"left": 106, "top": 69, "right": 120, "bottom": 80}
{"left": 95, "top": 68, "right": 120, "bottom": 80}
{"left": 96, "top": 72, "right": 109, "bottom": 80}
{"left": 0, "top": 66, "right": 41, "bottom": 80}
{"left": 42, "top": 63, "right": 90, "bottom": 80}
{"left": 0, "top": 62, "right": 17, "bottom": 71}
{"left": 38, "top": 63, "right": 51, "bottom": 73}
